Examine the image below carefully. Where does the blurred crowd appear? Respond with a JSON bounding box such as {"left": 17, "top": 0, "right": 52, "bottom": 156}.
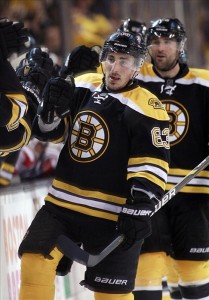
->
{"left": 0, "top": 0, "right": 120, "bottom": 65}
{"left": 2, "top": 0, "right": 209, "bottom": 67}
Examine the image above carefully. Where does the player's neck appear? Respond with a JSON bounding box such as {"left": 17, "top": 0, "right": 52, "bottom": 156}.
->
{"left": 155, "top": 63, "right": 180, "bottom": 79}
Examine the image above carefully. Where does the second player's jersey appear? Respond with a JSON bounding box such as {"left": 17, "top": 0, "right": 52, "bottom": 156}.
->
{"left": 0, "top": 61, "right": 32, "bottom": 157}
{"left": 45, "top": 73, "right": 170, "bottom": 221}
{"left": 136, "top": 63, "right": 209, "bottom": 195}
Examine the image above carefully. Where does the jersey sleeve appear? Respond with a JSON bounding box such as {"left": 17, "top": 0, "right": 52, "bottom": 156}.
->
{"left": 32, "top": 116, "right": 69, "bottom": 144}
{"left": 0, "top": 60, "right": 28, "bottom": 124}
{"left": 125, "top": 88, "right": 170, "bottom": 198}
{"left": 0, "top": 61, "right": 32, "bottom": 156}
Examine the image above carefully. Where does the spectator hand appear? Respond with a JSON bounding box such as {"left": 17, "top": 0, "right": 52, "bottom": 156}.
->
{"left": 37, "top": 76, "right": 75, "bottom": 124}
{"left": 0, "top": 18, "right": 29, "bottom": 61}
{"left": 117, "top": 190, "right": 158, "bottom": 250}
{"left": 60, "top": 45, "right": 101, "bottom": 77}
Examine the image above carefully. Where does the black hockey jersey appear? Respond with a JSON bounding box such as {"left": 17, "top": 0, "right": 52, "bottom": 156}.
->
{"left": 136, "top": 63, "right": 209, "bottom": 195}
{"left": 0, "top": 61, "right": 31, "bottom": 156}
{"left": 45, "top": 73, "right": 170, "bottom": 221}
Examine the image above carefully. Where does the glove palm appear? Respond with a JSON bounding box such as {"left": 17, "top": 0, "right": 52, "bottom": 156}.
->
{"left": 0, "top": 18, "right": 28, "bottom": 61}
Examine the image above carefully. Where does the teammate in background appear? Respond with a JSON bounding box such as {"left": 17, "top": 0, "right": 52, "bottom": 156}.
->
{"left": 133, "top": 18, "right": 209, "bottom": 300}
{"left": 18, "top": 30, "right": 170, "bottom": 300}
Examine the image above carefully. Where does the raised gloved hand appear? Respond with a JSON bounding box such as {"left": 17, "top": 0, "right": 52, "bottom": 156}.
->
{"left": 117, "top": 189, "right": 158, "bottom": 250}
{"left": 16, "top": 47, "right": 54, "bottom": 96}
{"left": 0, "top": 18, "right": 29, "bottom": 61}
{"left": 60, "top": 45, "right": 101, "bottom": 78}
{"left": 37, "top": 76, "right": 75, "bottom": 124}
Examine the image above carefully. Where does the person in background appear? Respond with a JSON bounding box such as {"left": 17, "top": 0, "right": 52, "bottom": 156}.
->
{"left": 18, "top": 29, "right": 170, "bottom": 300}
{"left": 134, "top": 18, "right": 209, "bottom": 300}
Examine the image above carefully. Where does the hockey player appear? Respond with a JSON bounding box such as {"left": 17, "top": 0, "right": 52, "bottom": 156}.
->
{"left": 0, "top": 18, "right": 31, "bottom": 156}
{"left": 0, "top": 45, "right": 55, "bottom": 185}
{"left": 18, "top": 30, "right": 170, "bottom": 300}
{"left": 134, "top": 18, "right": 209, "bottom": 300}
{"left": 116, "top": 19, "right": 177, "bottom": 299}
{"left": 1, "top": 44, "right": 100, "bottom": 186}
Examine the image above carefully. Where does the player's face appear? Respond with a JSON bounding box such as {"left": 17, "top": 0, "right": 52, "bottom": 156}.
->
{"left": 104, "top": 52, "right": 136, "bottom": 90}
{"left": 148, "top": 37, "right": 180, "bottom": 71}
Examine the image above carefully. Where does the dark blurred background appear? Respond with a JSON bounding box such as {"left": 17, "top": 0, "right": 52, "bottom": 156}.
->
{"left": 1, "top": 0, "right": 209, "bottom": 68}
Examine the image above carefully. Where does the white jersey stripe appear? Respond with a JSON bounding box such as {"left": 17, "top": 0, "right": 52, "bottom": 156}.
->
{"left": 48, "top": 185, "right": 122, "bottom": 214}
{"left": 128, "top": 165, "right": 167, "bottom": 182}
{"left": 168, "top": 175, "right": 209, "bottom": 187}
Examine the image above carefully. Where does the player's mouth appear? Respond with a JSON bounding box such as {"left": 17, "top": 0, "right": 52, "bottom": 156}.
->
{"left": 109, "top": 74, "right": 120, "bottom": 83}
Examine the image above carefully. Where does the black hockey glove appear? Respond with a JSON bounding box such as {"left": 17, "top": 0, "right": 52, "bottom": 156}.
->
{"left": 16, "top": 47, "right": 54, "bottom": 94}
{"left": 26, "top": 47, "right": 54, "bottom": 79}
{"left": 0, "top": 18, "right": 29, "bottom": 61}
{"left": 60, "top": 45, "right": 101, "bottom": 78}
{"left": 117, "top": 190, "right": 158, "bottom": 250}
{"left": 37, "top": 76, "right": 75, "bottom": 124}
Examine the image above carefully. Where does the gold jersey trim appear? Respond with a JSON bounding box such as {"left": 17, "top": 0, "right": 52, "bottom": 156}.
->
{"left": 75, "top": 73, "right": 169, "bottom": 122}
{"left": 128, "top": 156, "right": 169, "bottom": 189}
{"left": 166, "top": 168, "right": 209, "bottom": 194}
{"left": 6, "top": 94, "right": 28, "bottom": 126}
{"left": 45, "top": 179, "right": 126, "bottom": 221}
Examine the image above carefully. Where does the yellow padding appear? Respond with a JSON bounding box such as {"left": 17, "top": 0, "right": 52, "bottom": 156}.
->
{"left": 135, "top": 252, "right": 168, "bottom": 287}
{"left": 19, "top": 247, "right": 63, "bottom": 300}
{"left": 162, "top": 294, "right": 171, "bottom": 300}
{"left": 175, "top": 260, "right": 209, "bottom": 282}
{"left": 165, "top": 255, "right": 179, "bottom": 284}
{"left": 94, "top": 292, "right": 133, "bottom": 300}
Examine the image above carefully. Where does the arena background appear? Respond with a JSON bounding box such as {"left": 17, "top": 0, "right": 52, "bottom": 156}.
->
{"left": 1, "top": 0, "right": 209, "bottom": 68}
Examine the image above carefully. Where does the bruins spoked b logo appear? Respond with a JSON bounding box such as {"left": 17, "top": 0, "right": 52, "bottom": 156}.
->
{"left": 69, "top": 111, "right": 109, "bottom": 162}
{"left": 162, "top": 99, "right": 189, "bottom": 146}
